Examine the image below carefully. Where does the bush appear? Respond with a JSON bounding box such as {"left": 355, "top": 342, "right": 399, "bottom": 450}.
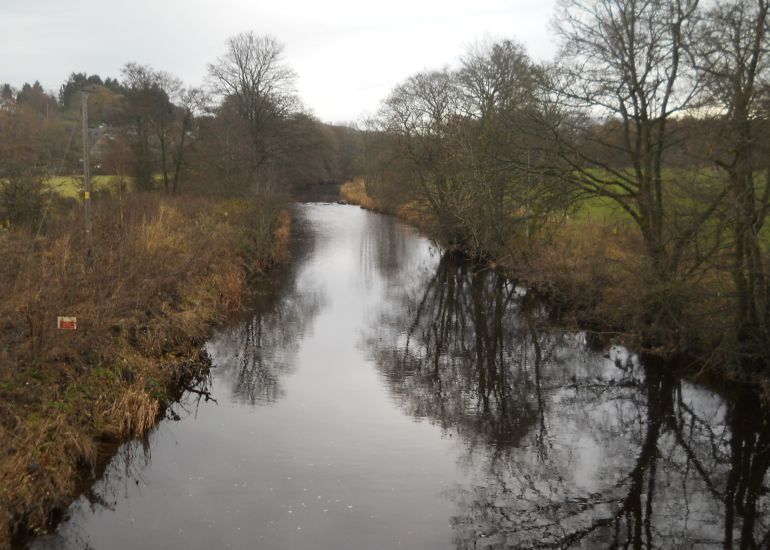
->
{"left": 0, "top": 176, "right": 44, "bottom": 228}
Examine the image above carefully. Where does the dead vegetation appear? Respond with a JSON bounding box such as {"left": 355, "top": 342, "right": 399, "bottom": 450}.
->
{"left": 340, "top": 180, "right": 381, "bottom": 213}
{"left": 0, "top": 193, "right": 290, "bottom": 546}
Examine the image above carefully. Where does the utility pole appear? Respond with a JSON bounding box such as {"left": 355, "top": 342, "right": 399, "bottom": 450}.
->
{"left": 81, "top": 92, "right": 92, "bottom": 250}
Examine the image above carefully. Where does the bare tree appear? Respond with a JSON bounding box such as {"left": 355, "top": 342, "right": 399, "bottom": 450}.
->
{"left": 459, "top": 39, "right": 542, "bottom": 120}
{"left": 379, "top": 69, "right": 473, "bottom": 243}
{"left": 207, "top": 33, "right": 298, "bottom": 174}
{"left": 549, "top": 0, "right": 716, "bottom": 277}
{"left": 695, "top": 0, "right": 770, "bottom": 367}
{"left": 373, "top": 42, "right": 567, "bottom": 258}
{"left": 457, "top": 39, "right": 565, "bottom": 249}
{"left": 171, "top": 87, "right": 205, "bottom": 194}
{"left": 121, "top": 63, "right": 182, "bottom": 192}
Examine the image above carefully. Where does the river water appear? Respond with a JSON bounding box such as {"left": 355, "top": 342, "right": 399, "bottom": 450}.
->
{"left": 32, "top": 204, "right": 770, "bottom": 549}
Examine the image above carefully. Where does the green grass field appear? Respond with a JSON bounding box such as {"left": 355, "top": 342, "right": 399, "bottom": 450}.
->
{"left": 44, "top": 173, "right": 170, "bottom": 199}
{"left": 569, "top": 166, "right": 743, "bottom": 223}
{"left": 569, "top": 168, "right": 770, "bottom": 246}
{"left": 572, "top": 195, "right": 633, "bottom": 224}
{"left": 44, "top": 175, "right": 135, "bottom": 199}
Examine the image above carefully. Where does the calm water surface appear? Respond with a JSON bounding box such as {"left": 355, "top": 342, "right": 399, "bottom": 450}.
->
{"left": 33, "top": 204, "right": 770, "bottom": 549}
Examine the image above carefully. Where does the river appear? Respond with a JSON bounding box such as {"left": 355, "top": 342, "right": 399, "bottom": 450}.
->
{"left": 31, "top": 203, "right": 770, "bottom": 549}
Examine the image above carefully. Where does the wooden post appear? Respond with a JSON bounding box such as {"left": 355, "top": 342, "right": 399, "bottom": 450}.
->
{"left": 81, "top": 92, "right": 92, "bottom": 250}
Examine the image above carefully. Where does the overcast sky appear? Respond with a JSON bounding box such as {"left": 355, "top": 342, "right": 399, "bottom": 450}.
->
{"left": 1, "top": 0, "right": 558, "bottom": 123}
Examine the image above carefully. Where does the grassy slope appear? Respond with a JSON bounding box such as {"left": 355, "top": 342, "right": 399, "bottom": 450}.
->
{"left": 0, "top": 194, "right": 290, "bottom": 547}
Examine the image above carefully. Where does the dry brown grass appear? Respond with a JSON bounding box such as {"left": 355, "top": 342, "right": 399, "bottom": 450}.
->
{"left": 341, "top": 180, "right": 380, "bottom": 211}
{"left": 0, "top": 192, "right": 290, "bottom": 545}
{"left": 342, "top": 179, "right": 433, "bottom": 231}
{"left": 519, "top": 220, "right": 646, "bottom": 318}
{"left": 106, "top": 388, "right": 161, "bottom": 438}
{"left": 523, "top": 219, "right": 737, "bottom": 357}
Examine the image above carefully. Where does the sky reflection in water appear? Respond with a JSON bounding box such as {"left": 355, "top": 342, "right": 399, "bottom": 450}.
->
{"left": 32, "top": 204, "right": 770, "bottom": 549}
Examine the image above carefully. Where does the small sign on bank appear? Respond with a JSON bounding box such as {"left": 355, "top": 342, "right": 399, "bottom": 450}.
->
{"left": 57, "top": 316, "right": 77, "bottom": 330}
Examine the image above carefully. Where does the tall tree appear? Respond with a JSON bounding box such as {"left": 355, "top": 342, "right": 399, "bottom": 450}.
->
{"left": 121, "top": 63, "right": 181, "bottom": 192}
{"left": 1, "top": 84, "right": 13, "bottom": 100}
{"left": 58, "top": 73, "right": 111, "bottom": 110}
{"left": 457, "top": 39, "right": 562, "bottom": 247}
{"left": 373, "top": 41, "right": 565, "bottom": 256}
{"left": 549, "top": 0, "right": 712, "bottom": 276}
{"left": 695, "top": 0, "right": 770, "bottom": 366}
{"left": 207, "top": 32, "right": 298, "bottom": 177}
{"left": 170, "top": 87, "right": 204, "bottom": 194}
{"left": 16, "top": 82, "right": 56, "bottom": 117}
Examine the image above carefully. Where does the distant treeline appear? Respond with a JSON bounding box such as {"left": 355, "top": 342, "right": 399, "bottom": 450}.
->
{"left": 0, "top": 32, "right": 360, "bottom": 223}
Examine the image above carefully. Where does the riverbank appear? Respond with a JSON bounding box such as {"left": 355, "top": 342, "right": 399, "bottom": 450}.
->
{"left": 24, "top": 201, "right": 770, "bottom": 550}
{"left": 340, "top": 180, "right": 744, "bottom": 385}
{"left": 0, "top": 194, "right": 290, "bottom": 547}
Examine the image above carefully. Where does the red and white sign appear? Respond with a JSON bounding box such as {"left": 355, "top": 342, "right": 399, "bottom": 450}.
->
{"left": 57, "top": 316, "right": 77, "bottom": 330}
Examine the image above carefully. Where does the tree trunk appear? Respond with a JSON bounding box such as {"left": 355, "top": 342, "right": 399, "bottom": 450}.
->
{"left": 172, "top": 110, "right": 190, "bottom": 195}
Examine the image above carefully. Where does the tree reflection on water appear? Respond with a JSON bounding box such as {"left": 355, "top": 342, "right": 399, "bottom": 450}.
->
{"left": 207, "top": 288, "right": 324, "bottom": 405}
{"left": 206, "top": 223, "right": 325, "bottom": 406}
{"left": 367, "top": 251, "right": 770, "bottom": 549}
